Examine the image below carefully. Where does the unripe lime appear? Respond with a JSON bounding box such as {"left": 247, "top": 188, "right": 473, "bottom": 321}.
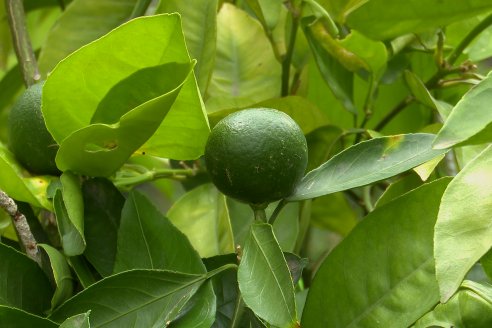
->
{"left": 204, "top": 108, "right": 308, "bottom": 206}
{"left": 8, "top": 82, "right": 59, "bottom": 175}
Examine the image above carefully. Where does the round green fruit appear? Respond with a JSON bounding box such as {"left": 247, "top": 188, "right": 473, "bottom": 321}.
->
{"left": 204, "top": 108, "right": 308, "bottom": 206}
{"left": 8, "top": 82, "right": 59, "bottom": 175}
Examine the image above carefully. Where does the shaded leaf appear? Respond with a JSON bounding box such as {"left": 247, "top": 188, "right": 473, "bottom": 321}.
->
{"left": 345, "top": 0, "right": 492, "bottom": 40}
{"left": 205, "top": 3, "right": 281, "bottom": 112}
{"left": 305, "top": 125, "right": 344, "bottom": 172}
{"left": 49, "top": 270, "right": 205, "bottom": 327}
{"left": 66, "top": 256, "right": 98, "bottom": 289}
{"left": 434, "top": 71, "right": 492, "bottom": 149}
{"left": 414, "top": 280, "right": 492, "bottom": 328}
{"left": 310, "top": 192, "right": 358, "bottom": 236}
{"left": 170, "top": 280, "right": 216, "bottom": 328}
{"left": 302, "top": 179, "right": 451, "bottom": 327}
{"left": 0, "top": 305, "right": 57, "bottom": 328}
{"left": 374, "top": 173, "right": 423, "bottom": 208}
{"left": 38, "top": 0, "right": 136, "bottom": 73}
{"left": 82, "top": 178, "right": 124, "bottom": 277}
{"left": 113, "top": 190, "right": 206, "bottom": 274}
{"left": 238, "top": 223, "right": 298, "bottom": 327}
{"left": 0, "top": 243, "right": 53, "bottom": 314}
{"left": 38, "top": 244, "right": 73, "bottom": 309}
{"left": 435, "top": 145, "right": 492, "bottom": 302}
{"left": 288, "top": 134, "right": 448, "bottom": 201}
{"left": 167, "top": 183, "right": 235, "bottom": 258}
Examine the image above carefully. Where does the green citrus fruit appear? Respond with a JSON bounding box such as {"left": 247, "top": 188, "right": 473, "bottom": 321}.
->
{"left": 8, "top": 82, "right": 59, "bottom": 175}
{"left": 204, "top": 108, "right": 308, "bottom": 206}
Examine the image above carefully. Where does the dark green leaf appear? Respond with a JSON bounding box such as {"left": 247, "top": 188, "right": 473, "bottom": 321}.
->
{"left": 59, "top": 312, "right": 91, "bottom": 328}
{"left": 167, "top": 183, "right": 235, "bottom": 258}
{"left": 113, "top": 190, "right": 206, "bottom": 274}
{"left": 38, "top": 244, "right": 73, "bottom": 309}
{"left": 0, "top": 305, "right": 57, "bottom": 328}
{"left": 0, "top": 243, "right": 53, "bottom": 314}
{"left": 434, "top": 71, "right": 492, "bottom": 149}
{"left": 414, "top": 281, "right": 492, "bottom": 328}
{"left": 82, "top": 178, "right": 124, "bottom": 277}
{"left": 302, "top": 178, "right": 451, "bottom": 327}
{"left": 49, "top": 269, "right": 205, "bottom": 327}
{"left": 345, "top": 0, "right": 492, "bottom": 40}
{"left": 170, "top": 280, "right": 216, "bottom": 328}
{"left": 66, "top": 256, "right": 99, "bottom": 289}
{"left": 238, "top": 223, "right": 298, "bottom": 327}
{"left": 38, "top": 0, "right": 136, "bottom": 73}
{"left": 289, "top": 134, "right": 448, "bottom": 201}
{"left": 435, "top": 145, "right": 492, "bottom": 302}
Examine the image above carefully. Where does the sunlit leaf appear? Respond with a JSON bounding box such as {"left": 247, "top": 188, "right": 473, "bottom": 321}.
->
{"left": 59, "top": 312, "right": 91, "bottom": 328}
{"left": 289, "top": 134, "right": 448, "bottom": 201}
{"left": 435, "top": 145, "right": 492, "bottom": 302}
{"left": 302, "top": 179, "right": 451, "bottom": 327}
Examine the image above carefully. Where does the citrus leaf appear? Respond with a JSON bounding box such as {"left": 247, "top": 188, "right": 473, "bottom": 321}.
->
{"left": 170, "top": 280, "right": 216, "bottom": 328}
{"left": 49, "top": 269, "right": 206, "bottom": 327}
{"left": 157, "top": 0, "right": 218, "bottom": 95}
{"left": 0, "top": 143, "right": 53, "bottom": 209}
{"left": 302, "top": 178, "right": 451, "bottom": 327}
{"left": 113, "top": 190, "right": 206, "bottom": 274}
{"left": 344, "top": 0, "right": 492, "bottom": 40}
{"left": 43, "top": 14, "right": 208, "bottom": 163}
{"left": 238, "top": 223, "right": 298, "bottom": 327}
{"left": 433, "top": 71, "right": 492, "bottom": 149}
{"left": 288, "top": 133, "right": 448, "bottom": 201}
{"left": 435, "top": 145, "right": 492, "bottom": 302}
{"left": 59, "top": 312, "right": 91, "bottom": 328}
{"left": 38, "top": 244, "right": 73, "bottom": 309}
{"left": 167, "top": 183, "right": 235, "bottom": 258}
{"left": 0, "top": 243, "right": 53, "bottom": 315}
{"left": 205, "top": 3, "right": 281, "bottom": 112}
{"left": 414, "top": 280, "right": 492, "bottom": 328}
{"left": 38, "top": 0, "right": 136, "bottom": 73}
{"left": 0, "top": 305, "right": 57, "bottom": 328}
{"left": 54, "top": 172, "right": 85, "bottom": 256}
{"left": 82, "top": 178, "right": 124, "bottom": 277}
{"left": 55, "top": 61, "right": 193, "bottom": 177}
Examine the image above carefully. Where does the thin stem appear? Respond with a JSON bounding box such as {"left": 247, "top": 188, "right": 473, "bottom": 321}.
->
{"left": 0, "top": 190, "right": 41, "bottom": 265}
{"left": 362, "top": 185, "right": 374, "bottom": 212}
{"left": 447, "top": 13, "right": 492, "bottom": 66}
{"left": 5, "top": 0, "right": 40, "bottom": 87}
{"left": 252, "top": 206, "right": 267, "bottom": 222}
{"left": 281, "top": 1, "right": 300, "bottom": 96}
{"left": 269, "top": 199, "right": 287, "bottom": 225}
{"left": 113, "top": 168, "right": 195, "bottom": 188}
{"left": 294, "top": 199, "right": 312, "bottom": 255}
{"left": 128, "top": 0, "right": 152, "bottom": 19}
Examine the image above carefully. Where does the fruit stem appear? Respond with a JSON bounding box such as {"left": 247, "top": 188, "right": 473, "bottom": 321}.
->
{"left": 251, "top": 205, "right": 267, "bottom": 222}
{"left": 0, "top": 189, "right": 41, "bottom": 266}
{"left": 5, "top": 0, "right": 41, "bottom": 87}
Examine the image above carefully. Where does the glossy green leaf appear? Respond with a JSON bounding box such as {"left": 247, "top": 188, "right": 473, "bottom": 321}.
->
{"left": 317, "top": 0, "right": 368, "bottom": 24}
{"left": 66, "top": 257, "right": 98, "bottom": 289}
{"left": 43, "top": 14, "right": 208, "bottom": 164}
{"left": 157, "top": 0, "right": 218, "bottom": 95}
{"left": 0, "top": 305, "right": 57, "bottom": 328}
{"left": 113, "top": 190, "right": 206, "bottom": 274}
{"left": 238, "top": 223, "right": 298, "bottom": 327}
{"left": 82, "top": 178, "right": 124, "bottom": 277}
{"left": 302, "top": 17, "right": 356, "bottom": 114}
{"left": 289, "top": 134, "right": 448, "bottom": 201}
{"left": 374, "top": 173, "right": 423, "bottom": 208}
{"left": 54, "top": 172, "right": 85, "bottom": 256}
{"left": 345, "top": 0, "right": 492, "bottom": 40}
{"left": 434, "top": 71, "right": 492, "bottom": 149}
{"left": 414, "top": 280, "right": 492, "bottom": 328}
{"left": 310, "top": 192, "right": 358, "bottom": 236}
{"left": 0, "top": 143, "right": 53, "bottom": 209}
{"left": 0, "top": 243, "right": 53, "bottom": 314}
{"left": 38, "top": 0, "right": 136, "bottom": 73}
{"left": 205, "top": 3, "right": 281, "bottom": 112}
{"left": 167, "top": 183, "right": 234, "bottom": 258}
{"left": 170, "top": 280, "right": 216, "bottom": 328}
{"left": 49, "top": 269, "right": 205, "bottom": 327}
{"left": 59, "top": 312, "right": 91, "bottom": 328}
{"left": 435, "top": 145, "right": 492, "bottom": 302}
{"left": 302, "top": 178, "right": 451, "bottom": 327}
{"left": 55, "top": 61, "right": 193, "bottom": 177}
{"left": 38, "top": 244, "right": 73, "bottom": 309}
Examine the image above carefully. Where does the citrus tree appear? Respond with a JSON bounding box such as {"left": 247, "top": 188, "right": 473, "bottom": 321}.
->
{"left": 1, "top": 0, "right": 492, "bottom": 327}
